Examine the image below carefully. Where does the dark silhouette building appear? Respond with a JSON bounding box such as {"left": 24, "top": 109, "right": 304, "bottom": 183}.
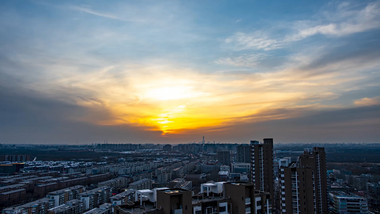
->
{"left": 217, "top": 151, "right": 231, "bottom": 165}
{"left": 0, "top": 155, "right": 30, "bottom": 162}
{"left": 237, "top": 144, "right": 250, "bottom": 163}
{"left": 163, "top": 144, "right": 172, "bottom": 152}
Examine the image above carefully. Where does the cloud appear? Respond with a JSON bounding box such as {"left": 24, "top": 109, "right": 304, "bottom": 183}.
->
{"left": 354, "top": 97, "right": 380, "bottom": 106}
{"left": 1, "top": 0, "right": 379, "bottom": 143}
{"left": 2, "top": 61, "right": 358, "bottom": 136}
{"left": 215, "top": 53, "right": 266, "bottom": 67}
{"left": 295, "top": 30, "right": 380, "bottom": 77}
{"left": 292, "top": 1, "right": 380, "bottom": 39}
{"left": 225, "top": 32, "right": 282, "bottom": 51}
{"left": 225, "top": 1, "right": 380, "bottom": 51}
{"left": 212, "top": 105, "right": 380, "bottom": 143}
{"left": 70, "top": 6, "right": 123, "bottom": 21}
{"left": 0, "top": 86, "right": 164, "bottom": 144}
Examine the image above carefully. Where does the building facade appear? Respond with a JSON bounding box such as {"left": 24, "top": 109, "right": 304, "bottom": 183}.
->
{"left": 329, "top": 191, "right": 369, "bottom": 214}
{"left": 237, "top": 144, "right": 250, "bottom": 163}
{"left": 250, "top": 138, "right": 274, "bottom": 199}
{"left": 279, "top": 147, "right": 328, "bottom": 214}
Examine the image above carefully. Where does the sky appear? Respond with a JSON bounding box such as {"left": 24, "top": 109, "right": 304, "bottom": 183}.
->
{"left": 0, "top": 0, "right": 380, "bottom": 144}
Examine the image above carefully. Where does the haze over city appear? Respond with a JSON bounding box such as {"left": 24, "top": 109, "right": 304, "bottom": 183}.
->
{"left": 1, "top": 0, "right": 380, "bottom": 144}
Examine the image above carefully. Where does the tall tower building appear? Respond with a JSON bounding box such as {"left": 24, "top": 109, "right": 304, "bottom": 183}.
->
{"left": 298, "top": 147, "right": 327, "bottom": 214}
{"left": 237, "top": 144, "right": 251, "bottom": 163}
{"left": 250, "top": 138, "right": 274, "bottom": 199}
{"left": 279, "top": 147, "right": 327, "bottom": 214}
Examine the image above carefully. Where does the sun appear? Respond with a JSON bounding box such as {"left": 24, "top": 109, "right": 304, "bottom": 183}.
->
{"left": 97, "top": 78, "right": 224, "bottom": 134}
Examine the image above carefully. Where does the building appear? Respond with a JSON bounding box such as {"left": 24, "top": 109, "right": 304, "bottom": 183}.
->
{"left": 46, "top": 185, "right": 85, "bottom": 207}
{"left": 192, "top": 197, "right": 229, "bottom": 214}
{"left": 231, "top": 163, "right": 250, "bottom": 174}
{"left": 217, "top": 151, "right": 231, "bottom": 165}
{"left": 250, "top": 138, "right": 274, "bottom": 198}
{"left": 280, "top": 163, "right": 316, "bottom": 214}
{"left": 3, "top": 198, "right": 51, "bottom": 214}
{"left": 224, "top": 182, "right": 270, "bottom": 214}
{"left": 200, "top": 182, "right": 225, "bottom": 197}
{"left": 329, "top": 191, "right": 369, "bottom": 214}
{"left": 298, "top": 147, "right": 327, "bottom": 214}
{"left": 98, "top": 177, "right": 129, "bottom": 191}
{"left": 0, "top": 154, "right": 30, "bottom": 162}
{"left": 129, "top": 178, "right": 152, "bottom": 190}
{"left": 237, "top": 144, "right": 250, "bottom": 163}
{"left": 367, "top": 182, "right": 380, "bottom": 213}
{"left": 169, "top": 178, "right": 192, "bottom": 190}
{"left": 0, "top": 163, "right": 25, "bottom": 175}
{"left": 279, "top": 147, "right": 328, "bottom": 214}
{"left": 47, "top": 199, "right": 84, "bottom": 214}
{"left": 83, "top": 203, "right": 112, "bottom": 214}
{"left": 156, "top": 189, "right": 192, "bottom": 214}
{"left": 163, "top": 144, "right": 172, "bottom": 152}
{"left": 80, "top": 186, "right": 111, "bottom": 211}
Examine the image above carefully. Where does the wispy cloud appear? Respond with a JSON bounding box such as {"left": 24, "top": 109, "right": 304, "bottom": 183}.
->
{"left": 225, "top": 32, "right": 282, "bottom": 51}
{"left": 225, "top": 1, "right": 380, "bottom": 51}
{"left": 215, "top": 53, "right": 266, "bottom": 67}
{"left": 291, "top": 1, "right": 380, "bottom": 39}
{"left": 70, "top": 5, "right": 124, "bottom": 21}
{"left": 67, "top": 5, "right": 150, "bottom": 24}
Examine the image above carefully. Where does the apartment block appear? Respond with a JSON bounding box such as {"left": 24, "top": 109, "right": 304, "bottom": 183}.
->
{"left": 250, "top": 138, "right": 274, "bottom": 198}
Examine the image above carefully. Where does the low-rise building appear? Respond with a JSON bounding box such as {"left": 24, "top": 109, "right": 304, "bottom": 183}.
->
{"left": 329, "top": 191, "right": 369, "bottom": 214}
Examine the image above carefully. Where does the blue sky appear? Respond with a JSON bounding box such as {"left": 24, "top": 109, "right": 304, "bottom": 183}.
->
{"left": 0, "top": 0, "right": 379, "bottom": 144}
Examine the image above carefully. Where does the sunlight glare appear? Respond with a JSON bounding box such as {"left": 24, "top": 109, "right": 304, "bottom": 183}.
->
{"left": 144, "top": 86, "right": 200, "bottom": 101}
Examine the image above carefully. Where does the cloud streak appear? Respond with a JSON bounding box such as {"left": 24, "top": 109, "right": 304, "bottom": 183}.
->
{"left": 70, "top": 6, "right": 122, "bottom": 21}
{"left": 225, "top": 1, "right": 380, "bottom": 52}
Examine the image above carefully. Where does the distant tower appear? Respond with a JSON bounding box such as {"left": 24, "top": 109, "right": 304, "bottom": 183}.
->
{"left": 202, "top": 136, "right": 205, "bottom": 152}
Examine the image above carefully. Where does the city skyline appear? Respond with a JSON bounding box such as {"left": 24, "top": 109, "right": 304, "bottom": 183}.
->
{"left": 1, "top": 0, "right": 380, "bottom": 144}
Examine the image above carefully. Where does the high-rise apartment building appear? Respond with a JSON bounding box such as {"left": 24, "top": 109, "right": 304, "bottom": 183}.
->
{"left": 237, "top": 144, "right": 250, "bottom": 163}
{"left": 298, "top": 147, "right": 327, "bottom": 214}
{"left": 250, "top": 138, "right": 274, "bottom": 198}
{"left": 279, "top": 147, "right": 327, "bottom": 214}
{"left": 280, "top": 163, "right": 315, "bottom": 214}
